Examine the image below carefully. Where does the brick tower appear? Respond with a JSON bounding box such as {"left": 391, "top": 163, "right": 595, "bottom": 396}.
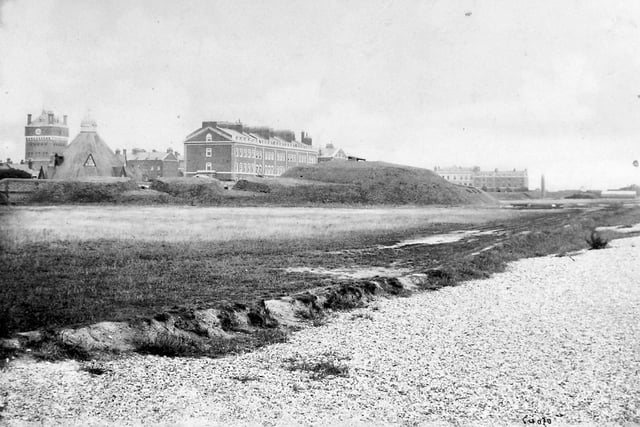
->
{"left": 25, "top": 110, "right": 69, "bottom": 171}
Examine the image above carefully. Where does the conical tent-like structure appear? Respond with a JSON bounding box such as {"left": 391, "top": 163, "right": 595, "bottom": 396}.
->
{"left": 50, "top": 117, "right": 128, "bottom": 179}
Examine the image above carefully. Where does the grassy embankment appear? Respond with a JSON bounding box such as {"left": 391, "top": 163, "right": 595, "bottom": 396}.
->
{"left": 16, "top": 161, "right": 496, "bottom": 206}
{"left": 2, "top": 204, "right": 639, "bottom": 343}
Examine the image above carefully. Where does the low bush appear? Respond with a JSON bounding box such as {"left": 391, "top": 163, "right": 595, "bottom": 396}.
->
{"left": 117, "top": 190, "right": 173, "bottom": 204}
{"left": 286, "top": 353, "right": 350, "bottom": 379}
{"left": 135, "top": 332, "right": 202, "bottom": 357}
{"left": 271, "top": 184, "right": 366, "bottom": 204}
{"left": 586, "top": 230, "right": 609, "bottom": 250}
{"left": 134, "top": 328, "right": 288, "bottom": 358}
{"left": 233, "top": 179, "right": 271, "bottom": 193}
{"left": 28, "top": 181, "right": 137, "bottom": 204}
{"left": 150, "top": 178, "right": 223, "bottom": 203}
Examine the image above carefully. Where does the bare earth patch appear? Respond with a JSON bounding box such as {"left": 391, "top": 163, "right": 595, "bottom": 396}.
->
{"left": 284, "top": 266, "right": 411, "bottom": 279}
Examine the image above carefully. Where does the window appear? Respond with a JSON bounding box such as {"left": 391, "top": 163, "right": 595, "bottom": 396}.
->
{"left": 206, "top": 147, "right": 212, "bottom": 157}
{"left": 206, "top": 133, "right": 212, "bottom": 142}
{"left": 205, "top": 162, "right": 212, "bottom": 171}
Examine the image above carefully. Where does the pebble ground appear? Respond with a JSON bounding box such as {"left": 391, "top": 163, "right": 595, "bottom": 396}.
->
{"left": 1, "top": 237, "right": 639, "bottom": 426}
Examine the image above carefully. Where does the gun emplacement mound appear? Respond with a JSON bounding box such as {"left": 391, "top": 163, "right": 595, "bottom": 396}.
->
{"left": 281, "top": 161, "right": 496, "bottom": 205}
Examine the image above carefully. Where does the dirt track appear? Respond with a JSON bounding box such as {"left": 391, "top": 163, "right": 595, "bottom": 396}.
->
{"left": 2, "top": 235, "right": 639, "bottom": 425}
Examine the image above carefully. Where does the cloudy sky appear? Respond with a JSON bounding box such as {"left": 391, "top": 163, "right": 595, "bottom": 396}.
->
{"left": 1, "top": 0, "right": 640, "bottom": 190}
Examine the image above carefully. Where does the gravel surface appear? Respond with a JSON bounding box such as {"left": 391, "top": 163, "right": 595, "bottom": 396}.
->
{"left": 2, "top": 236, "right": 639, "bottom": 426}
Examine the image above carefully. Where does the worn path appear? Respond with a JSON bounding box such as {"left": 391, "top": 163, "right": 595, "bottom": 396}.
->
{"left": 2, "top": 237, "right": 639, "bottom": 426}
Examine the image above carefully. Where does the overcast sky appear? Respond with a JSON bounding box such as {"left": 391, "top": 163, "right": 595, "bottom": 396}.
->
{"left": 1, "top": 0, "right": 640, "bottom": 190}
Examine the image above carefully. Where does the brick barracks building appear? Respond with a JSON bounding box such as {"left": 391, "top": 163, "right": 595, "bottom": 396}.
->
{"left": 184, "top": 121, "right": 318, "bottom": 180}
{"left": 25, "top": 110, "right": 69, "bottom": 171}
{"left": 434, "top": 166, "right": 529, "bottom": 191}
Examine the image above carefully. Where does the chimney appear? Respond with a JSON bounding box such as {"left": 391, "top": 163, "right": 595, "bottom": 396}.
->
{"left": 48, "top": 113, "right": 54, "bottom": 124}
{"left": 27, "top": 114, "right": 32, "bottom": 125}
{"left": 63, "top": 115, "right": 68, "bottom": 125}
{"left": 28, "top": 159, "right": 33, "bottom": 169}
{"left": 115, "top": 148, "right": 121, "bottom": 155}
{"left": 123, "top": 149, "right": 127, "bottom": 166}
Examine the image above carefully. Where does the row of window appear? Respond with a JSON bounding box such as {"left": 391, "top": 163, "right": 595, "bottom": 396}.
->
{"left": 443, "top": 175, "right": 473, "bottom": 181}
{"left": 202, "top": 145, "right": 317, "bottom": 164}
{"left": 262, "top": 165, "right": 285, "bottom": 175}
{"left": 229, "top": 162, "right": 290, "bottom": 176}
{"left": 235, "top": 162, "right": 256, "bottom": 173}
{"left": 25, "top": 152, "right": 49, "bottom": 158}
{"left": 234, "top": 146, "right": 255, "bottom": 158}
{"left": 27, "top": 141, "right": 65, "bottom": 147}
{"left": 232, "top": 146, "right": 316, "bottom": 163}
{"left": 26, "top": 136, "right": 67, "bottom": 141}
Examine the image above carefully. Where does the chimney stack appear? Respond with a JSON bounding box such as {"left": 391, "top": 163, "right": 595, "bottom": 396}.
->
{"left": 48, "top": 113, "right": 54, "bottom": 124}
{"left": 27, "top": 114, "right": 32, "bottom": 125}
{"left": 63, "top": 115, "right": 68, "bottom": 125}
{"left": 541, "top": 174, "right": 546, "bottom": 199}
{"left": 123, "top": 149, "right": 127, "bottom": 166}
{"left": 28, "top": 159, "right": 33, "bottom": 169}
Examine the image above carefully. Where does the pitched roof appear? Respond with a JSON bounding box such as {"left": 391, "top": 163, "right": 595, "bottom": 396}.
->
{"left": 51, "top": 124, "right": 126, "bottom": 179}
{"left": 8, "top": 164, "right": 38, "bottom": 177}
{"left": 318, "top": 144, "right": 346, "bottom": 158}
{"left": 127, "top": 150, "right": 177, "bottom": 161}
{"left": 184, "top": 127, "right": 232, "bottom": 142}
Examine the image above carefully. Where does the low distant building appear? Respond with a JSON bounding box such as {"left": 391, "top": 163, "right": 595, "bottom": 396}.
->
{"left": 318, "top": 143, "right": 365, "bottom": 162}
{"left": 124, "top": 148, "right": 179, "bottom": 180}
{"left": 0, "top": 161, "right": 37, "bottom": 178}
{"left": 184, "top": 121, "right": 318, "bottom": 180}
{"left": 432, "top": 166, "right": 476, "bottom": 187}
{"left": 434, "top": 166, "right": 528, "bottom": 191}
{"left": 24, "top": 110, "right": 69, "bottom": 171}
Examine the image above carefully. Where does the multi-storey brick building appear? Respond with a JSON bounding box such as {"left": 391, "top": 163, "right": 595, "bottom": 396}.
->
{"left": 432, "top": 166, "right": 476, "bottom": 187}
{"left": 184, "top": 121, "right": 318, "bottom": 180}
{"left": 434, "top": 166, "right": 528, "bottom": 191}
{"left": 25, "top": 110, "right": 69, "bottom": 171}
{"left": 472, "top": 169, "right": 529, "bottom": 191}
{"left": 124, "top": 148, "right": 179, "bottom": 180}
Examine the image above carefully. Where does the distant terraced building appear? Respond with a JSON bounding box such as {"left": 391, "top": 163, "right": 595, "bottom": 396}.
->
{"left": 125, "top": 148, "right": 179, "bottom": 179}
{"left": 434, "top": 166, "right": 528, "bottom": 191}
{"left": 183, "top": 121, "right": 318, "bottom": 180}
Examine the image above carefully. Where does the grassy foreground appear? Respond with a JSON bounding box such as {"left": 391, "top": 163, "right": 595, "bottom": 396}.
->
{"left": 1, "top": 204, "right": 639, "bottom": 338}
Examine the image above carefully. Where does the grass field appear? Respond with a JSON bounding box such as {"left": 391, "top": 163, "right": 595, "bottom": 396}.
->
{"left": 1, "top": 204, "right": 639, "bottom": 338}
{"left": 0, "top": 205, "right": 526, "bottom": 245}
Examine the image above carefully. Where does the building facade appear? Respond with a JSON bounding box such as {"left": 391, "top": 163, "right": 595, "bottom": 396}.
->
{"left": 432, "top": 166, "right": 476, "bottom": 187}
{"left": 434, "top": 166, "right": 528, "bottom": 191}
{"left": 125, "top": 148, "right": 179, "bottom": 180}
{"left": 184, "top": 121, "right": 318, "bottom": 180}
{"left": 25, "top": 110, "right": 69, "bottom": 171}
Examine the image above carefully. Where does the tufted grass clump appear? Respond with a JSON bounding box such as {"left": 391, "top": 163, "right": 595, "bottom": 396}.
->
{"left": 586, "top": 230, "right": 609, "bottom": 250}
